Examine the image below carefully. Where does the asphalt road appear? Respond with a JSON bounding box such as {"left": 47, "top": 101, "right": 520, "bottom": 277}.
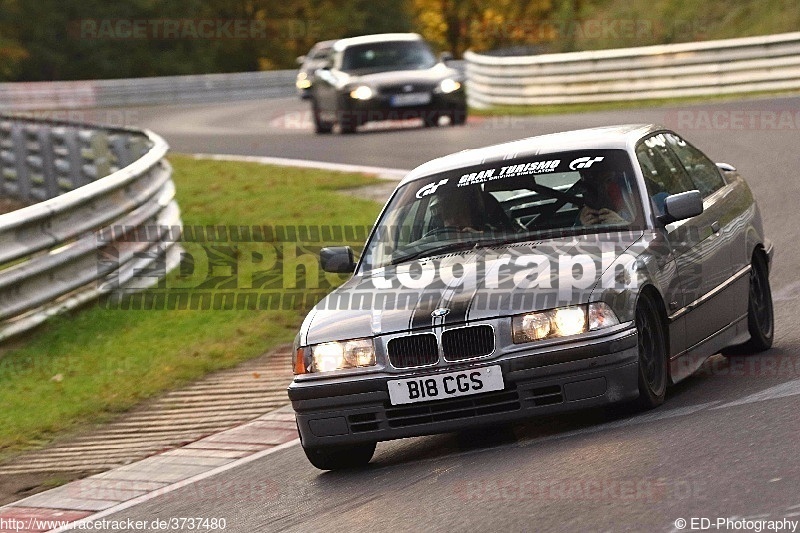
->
{"left": 86, "top": 95, "right": 800, "bottom": 532}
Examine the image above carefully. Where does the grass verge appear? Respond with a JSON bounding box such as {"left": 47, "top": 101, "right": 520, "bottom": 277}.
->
{"left": 469, "top": 89, "right": 800, "bottom": 117}
{"left": 0, "top": 155, "right": 382, "bottom": 460}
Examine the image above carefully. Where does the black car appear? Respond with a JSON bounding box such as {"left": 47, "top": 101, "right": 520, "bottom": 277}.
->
{"left": 308, "top": 33, "right": 467, "bottom": 134}
{"left": 289, "top": 125, "right": 774, "bottom": 470}
{"left": 295, "top": 40, "right": 337, "bottom": 100}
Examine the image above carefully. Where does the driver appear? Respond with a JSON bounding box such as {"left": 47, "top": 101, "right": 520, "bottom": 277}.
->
{"left": 433, "top": 188, "right": 486, "bottom": 232}
{"left": 578, "top": 170, "right": 633, "bottom": 226}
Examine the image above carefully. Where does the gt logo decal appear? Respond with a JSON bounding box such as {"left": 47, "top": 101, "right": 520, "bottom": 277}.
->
{"left": 416, "top": 179, "right": 448, "bottom": 199}
{"left": 569, "top": 156, "right": 605, "bottom": 170}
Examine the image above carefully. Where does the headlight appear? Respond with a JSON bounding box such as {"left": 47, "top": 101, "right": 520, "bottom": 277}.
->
{"left": 349, "top": 85, "right": 374, "bottom": 100}
{"left": 439, "top": 79, "right": 461, "bottom": 94}
{"left": 296, "top": 72, "right": 311, "bottom": 89}
{"left": 512, "top": 303, "right": 619, "bottom": 344}
{"left": 309, "top": 338, "right": 376, "bottom": 372}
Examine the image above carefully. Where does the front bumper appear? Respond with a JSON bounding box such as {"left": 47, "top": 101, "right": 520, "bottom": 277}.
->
{"left": 289, "top": 327, "right": 639, "bottom": 448}
{"left": 339, "top": 90, "right": 467, "bottom": 125}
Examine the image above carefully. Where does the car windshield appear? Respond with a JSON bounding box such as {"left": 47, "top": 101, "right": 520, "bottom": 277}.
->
{"left": 359, "top": 150, "right": 644, "bottom": 272}
{"left": 341, "top": 40, "right": 437, "bottom": 72}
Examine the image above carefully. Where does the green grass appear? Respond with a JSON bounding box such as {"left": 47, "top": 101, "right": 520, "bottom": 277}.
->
{"left": 0, "top": 155, "right": 382, "bottom": 460}
{"left": 469, "top": 89, "right": 800, "bottom": 117}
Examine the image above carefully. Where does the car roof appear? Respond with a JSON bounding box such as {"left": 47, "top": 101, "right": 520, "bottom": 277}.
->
{"left": 333, "top": 33, "right": 422, "bottom": 52}
{"left": 310, "top": 39, "right": 338, "bottom": 51}
{"left": 399, "top": 124, "right": 664, "bottom": 186}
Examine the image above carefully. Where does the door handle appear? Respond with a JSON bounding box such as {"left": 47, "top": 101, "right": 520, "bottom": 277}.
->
{"left": 711, "top": 221, "right": 721, "bottom": 234}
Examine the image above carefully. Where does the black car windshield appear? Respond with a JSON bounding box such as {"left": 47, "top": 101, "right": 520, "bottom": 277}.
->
{"left": 341, "top": 40, "right": 437, "bottom": 72}
{"left": 359, "top": 150, "right": 644, "bottom": 272}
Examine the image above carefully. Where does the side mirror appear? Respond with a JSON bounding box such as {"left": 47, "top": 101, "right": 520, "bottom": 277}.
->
{"left": 296, "top": 55, "right": 306, "bottom": 66}
{"left": 320, "top": 246, "right": 356, "bottom": 273}
{"left": 439, "top": 51, "right": 454, "bottom": 63}
{"left": 716, "top": 162, "right": 736, "bottom": 172}
{"left": 658, "top": 190, "right": 703, "bottom": 224}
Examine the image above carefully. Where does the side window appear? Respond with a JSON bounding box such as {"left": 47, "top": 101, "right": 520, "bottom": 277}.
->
{"left": 665, "top": 134, "right": 725, "bottom": 197}
{"left": 636, "top": 134, "right": 695, "bottom": 217}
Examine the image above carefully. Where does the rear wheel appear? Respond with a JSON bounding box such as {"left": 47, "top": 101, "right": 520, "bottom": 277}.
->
{"left": 634, "top": 292, "right": 668, "bottom": 410}
{"left": 722, "top": 253, "right": 773, "bottom": 355}
{"left": 302, "top": 442, "right": 376, "bottom": 471}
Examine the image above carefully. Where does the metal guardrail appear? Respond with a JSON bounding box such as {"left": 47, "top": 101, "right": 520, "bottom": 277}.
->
{"left": 0, "top": 70, "right": 297, "bottom": 111}
{"left": 0, "top": 62, "right": 466, "bottom": 111}
{"left": 0, "top": 116, "right": 182, "bottom": 340}
{"left": 464, "top": 32, "right": 800, "bottom": 107}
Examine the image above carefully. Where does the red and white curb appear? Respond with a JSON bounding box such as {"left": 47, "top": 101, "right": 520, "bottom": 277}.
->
{"left": 0, "top": 407, "right": 299, "bottom": 533}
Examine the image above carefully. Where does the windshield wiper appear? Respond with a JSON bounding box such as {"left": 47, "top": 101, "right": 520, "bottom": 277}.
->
{"left": 390, "top": 240, "right": 480, "bottom": 265}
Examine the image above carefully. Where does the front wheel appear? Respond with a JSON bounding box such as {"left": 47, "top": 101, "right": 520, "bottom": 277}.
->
{"left": 302, "top": 441, "right": 376, "bottom": 471}
{"left": 311, "top": 99, "right": 333, "bottom": 134}
{"left": 634, "top": 292, "right": 668, "bottom": 410}
{"left": 449, "top": 108, "right": 467, "bottom": 126}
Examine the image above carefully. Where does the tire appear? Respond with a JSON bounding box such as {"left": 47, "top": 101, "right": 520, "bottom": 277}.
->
{"left": 423, "top": 112, "right": 440, "bottom": 128}
{"left": 449, "top": 107, "right": 467, "bottom": 126}
{"left": 634, "top": 291, "right": 668, "bottom": 410}
{"left": 722, "top": 253, "right": 773, "bottom": 355}
{"left": 338, "top": 109, "right": 358, "bottom": 134}
{"left": 311, "top": 99, "right": 333, "bottom": 134}
{"left": 302, "top": 441, "right": 376, "bottom": 471}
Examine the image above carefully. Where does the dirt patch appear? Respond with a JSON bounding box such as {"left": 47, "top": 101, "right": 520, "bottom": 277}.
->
{"left": 343, "top": 181, "right": 398, "bottom": 203}
{"left": 0, "top": 197, "right": 27, "bottom": 215}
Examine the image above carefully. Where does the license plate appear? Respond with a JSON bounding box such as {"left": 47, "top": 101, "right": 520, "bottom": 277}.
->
{"left": 391, "top": 92, "right": 431, "bottom": 106}
{"left": 388, "top": 365, "right": 504, "bottom": 405}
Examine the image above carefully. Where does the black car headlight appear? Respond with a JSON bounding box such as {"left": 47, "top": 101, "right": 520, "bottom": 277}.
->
{"left": 438, "top": 78, "right": 462, "bottom": 94}
{"left": 512, "top": 303, "right": 620, "bottom": 344}
{"left": 309, "top": 338, "right": 377, "bottom": 372}
{"left": 349, "top": 85, "right": 374, "bottom": 100}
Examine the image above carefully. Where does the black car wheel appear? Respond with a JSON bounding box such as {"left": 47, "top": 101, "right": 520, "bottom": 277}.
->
{"left": 449, "top": 107, "right": 468, "bottom": 126}
{"left": 312, "top": 99, "right": 333, "bottom": 134}
{"left": 723, "top": 253, "right": 774, "bottom": 355}
{"left": 423, "top": 112, "right": 440, "bottom": 128}
{"left": 302, "top": 442, "right": 376, "bottom": 471}
{"left": 634, "top": 291, "right": 668, "bottom": 410}
{"left": 337, "top": 109, "right": 358, "bottom": 134}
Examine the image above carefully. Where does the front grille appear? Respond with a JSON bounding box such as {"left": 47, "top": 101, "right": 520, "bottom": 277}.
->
{"left": 385, "top": 386, "right": 520, "bottom": 428}
{"left": 380, "top": 83, "right": 436, "bottom": 95}
{"left": 348, "top": 412, "right": 379, "bottom": 433}
{"left": 526, "top": 385, "right": 563, "bottom": 406}
{"left": 387, "top": 334, "right": 438, "bottom": 368}
{"left": 442, "top": 325, "right": 495, "bottom": 361}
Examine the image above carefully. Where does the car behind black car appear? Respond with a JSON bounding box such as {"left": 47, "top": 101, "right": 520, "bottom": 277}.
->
{"left": 289, "top": 125, "right": 774, "bottom": 470}
{"left": 306, "top": 33, "right": 467, "bottom": 133}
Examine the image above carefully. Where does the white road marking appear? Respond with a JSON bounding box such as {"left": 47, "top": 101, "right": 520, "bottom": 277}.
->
{"left": 712, "top": 378, "right": 800, "bottom": 409}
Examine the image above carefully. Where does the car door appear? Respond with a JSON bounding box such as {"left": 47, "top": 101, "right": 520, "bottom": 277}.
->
{"left": 663, "top": 132, "right": 747, "bottom": 327}
{"left": 635, "top": 133, "right": 730, "bottom": 351}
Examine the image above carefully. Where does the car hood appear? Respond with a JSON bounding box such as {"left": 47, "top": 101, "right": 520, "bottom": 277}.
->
{"left": 302, "top": 231, "right": 644, "bottom": 345}
{"left": 344, "top": 63, "right": 459, "bottom": 87}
